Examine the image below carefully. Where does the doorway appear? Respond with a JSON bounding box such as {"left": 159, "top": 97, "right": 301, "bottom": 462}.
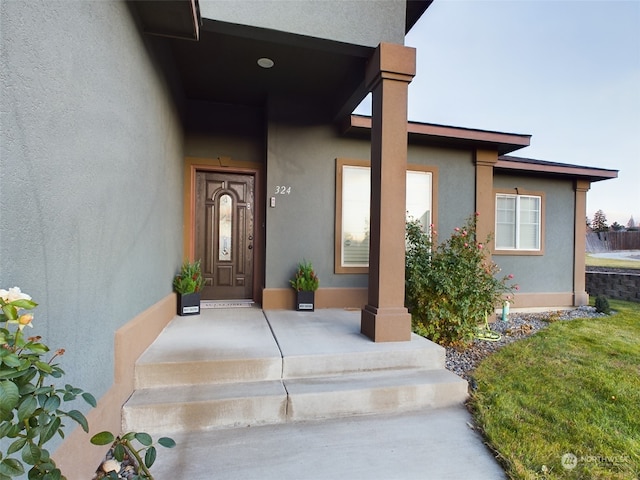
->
{"left": 195, "top": 171, "right": 255, "bottom": 300}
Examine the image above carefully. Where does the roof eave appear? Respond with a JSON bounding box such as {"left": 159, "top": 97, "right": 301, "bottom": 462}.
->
{"left": 345, "top": 114, "right": 531, "bottom": 155}
{"left": 496, "top": 156, "right": 619, "bottom": 183}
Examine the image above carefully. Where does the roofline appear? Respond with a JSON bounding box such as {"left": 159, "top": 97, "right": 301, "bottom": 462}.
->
{"left": 346, "top": 114, "right": 532, "bottom": 155}
{"left": 497, "top": 155, "right": 618, "bottom": 183}
{"left": 405, "top": 1, "right": 433, "bottom": 33}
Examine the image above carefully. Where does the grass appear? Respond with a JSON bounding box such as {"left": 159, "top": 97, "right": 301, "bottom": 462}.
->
{"left": 469, "top": 299, "right": 640, "bottom": 479}
{"left": 586, "top": 254, "right": 640, "bottom": 270}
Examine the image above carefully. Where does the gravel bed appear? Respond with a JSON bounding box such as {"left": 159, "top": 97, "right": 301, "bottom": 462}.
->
{"left": 445, "top": 306, "right": 609, "bottom": 382}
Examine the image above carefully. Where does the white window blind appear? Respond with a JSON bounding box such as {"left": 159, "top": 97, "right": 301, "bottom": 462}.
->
{"left": 495, "top": 194, "right": 541, "bottom": 250}
{"left": 341, "top": 166, "right": 432, "bottom": 267}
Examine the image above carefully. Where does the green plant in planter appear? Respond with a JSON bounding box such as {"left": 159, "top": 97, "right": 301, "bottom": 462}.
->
{"left": 289, "top": 260, "right": 319, "bottom": 292}
{"left": 173, "top": 260, "right": 203, "bottom": 294}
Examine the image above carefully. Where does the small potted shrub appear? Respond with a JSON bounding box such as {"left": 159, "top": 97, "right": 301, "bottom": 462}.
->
{"left": 290, "top": 260, "right": 319, "bottom": 311}
{"left": 173, "top": 259, "right": 203, "bottom": 316}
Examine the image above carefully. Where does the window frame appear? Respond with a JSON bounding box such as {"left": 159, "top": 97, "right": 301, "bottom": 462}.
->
{"left": 335, "top": 158, "right": 438, "bottom": 273}
{"left": 493, "top": 189, "right": 545, "bottom": 256}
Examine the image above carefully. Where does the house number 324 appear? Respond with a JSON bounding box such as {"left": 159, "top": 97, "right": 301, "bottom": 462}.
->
{"left": 275, "top": 186, "right": 292, "bottom": 195}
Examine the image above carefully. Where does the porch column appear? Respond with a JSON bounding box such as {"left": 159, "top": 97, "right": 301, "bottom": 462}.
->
{"left": 573, "top": 180, "right": 591, "bottom": 306}
{"left": 361, "top": 43, "right": 415, "bottom": 342}
{"left": 474, "top": 149, "right": 498, "bottom": 248}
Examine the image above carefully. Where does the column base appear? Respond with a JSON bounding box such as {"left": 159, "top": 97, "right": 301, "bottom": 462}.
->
{"left": 361, "top": 305, "right": 412, "bottom": 342}
{"left": 574, "top": 291, "right": 589, "bottom": 307}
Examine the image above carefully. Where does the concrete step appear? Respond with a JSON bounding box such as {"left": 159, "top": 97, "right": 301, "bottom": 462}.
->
{"left": 122, "top": 380, "right": 288, "bottom": 434}
{"left": 134, "top": 356, "right": 283, "bottom": 389}
{"left": 123, "top": 369, "right": 468, "bottom": 434}
{"left": 286, "top": 369, "right": 468, "bottom": 421}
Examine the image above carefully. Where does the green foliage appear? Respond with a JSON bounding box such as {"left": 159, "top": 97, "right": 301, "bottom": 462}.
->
{"left": 405, "top": 214, "right": 517, "bottom": 346}
{"left": 91, "top": 431, "right": 176, "bottom": 479}
{"left": 469, "top": 299, "right": 640, "bottom": 479}
{"left": 595, "top": 295, "right": 611, "bottom": 314}
{"left": 0, "top": 288, "right": 174, "bottom": 479}
{"left": 289, "top": 260, "right": 320, "bottom": 292}
{"left": 173, "top": 260, "right": 203, "bottom": 294}
{"left": 591, "top": 209, "right": 609, "bottom": 232}
{"left": 0, "top": 288, "right": 95, "bottom": 479}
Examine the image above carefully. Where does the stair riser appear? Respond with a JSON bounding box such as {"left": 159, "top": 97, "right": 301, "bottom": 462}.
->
{"left": 287, "top": 383, "right": 468, "bottom": 421}
{"left": 134, "top": 359, "right": 282, "bottom": 389}
{"left": 123, "top": 382, "right": 467, "bottom": 434}
{"left": 123, "top": 396, "right": 288, "bottom": 433}
{"left": 283, "top": 350, "right": 445, "bottom": 379}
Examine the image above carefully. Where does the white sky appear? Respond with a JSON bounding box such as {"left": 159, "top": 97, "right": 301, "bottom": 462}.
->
{"left": 356, "top": 0, "right": 640, "bottom": 227}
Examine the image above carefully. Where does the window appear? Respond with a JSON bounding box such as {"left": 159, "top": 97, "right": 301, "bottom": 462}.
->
{"left": 495, "top": 193, "right": 542, "bottom": 251}
{"left": 336, "top": 159, "right": 435, "bottom": 272}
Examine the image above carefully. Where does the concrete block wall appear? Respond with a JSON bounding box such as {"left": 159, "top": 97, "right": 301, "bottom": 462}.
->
{"left": 586, "top": 272, "right": 640, "bottom": 302}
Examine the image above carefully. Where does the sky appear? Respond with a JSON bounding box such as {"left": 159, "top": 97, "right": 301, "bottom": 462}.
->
{"left": 356, "top": 0, "right": 640, "bottom": 227}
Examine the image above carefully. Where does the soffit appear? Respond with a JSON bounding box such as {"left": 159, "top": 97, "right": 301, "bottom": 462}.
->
{"left": 166, "top": 19, "right": 374, "bottom": 119}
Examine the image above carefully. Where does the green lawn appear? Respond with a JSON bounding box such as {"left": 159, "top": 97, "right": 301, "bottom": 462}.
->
{"left": 469, "top": 299, "right": 640, "bottom": 479}
{"left": 586, "top": 254, "right": 640, "bottom": 270}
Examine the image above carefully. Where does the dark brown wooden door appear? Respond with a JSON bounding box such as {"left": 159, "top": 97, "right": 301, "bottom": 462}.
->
{"left": 195, "top": 171, "right": 255, "bottom": 300}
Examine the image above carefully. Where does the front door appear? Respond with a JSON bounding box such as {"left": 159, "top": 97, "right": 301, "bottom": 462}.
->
{"left": 195, "top": 171, "right": 255, "bottom": 300}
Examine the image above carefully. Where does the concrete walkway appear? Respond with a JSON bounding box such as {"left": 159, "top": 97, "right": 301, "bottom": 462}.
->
{"left": 150, "top": 406, "right": 505, "bottom": 479}
{"left": 136, "top": 307, "right": 506, "bottom": 479}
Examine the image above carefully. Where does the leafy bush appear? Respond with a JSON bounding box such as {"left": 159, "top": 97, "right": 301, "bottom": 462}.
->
{"left": 405, "top": 214, "right": 517, "bottom": 347}
{"left": 595, "top": 295, "right": 611, "bottom": 314}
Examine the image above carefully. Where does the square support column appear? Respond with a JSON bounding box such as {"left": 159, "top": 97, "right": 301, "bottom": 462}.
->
{"left": 361, "top": 43, "right": 415, "bottom": 342}
{"left": 573, "top": 180, "right": 591, "bottom": 306}
{"left": 474, "top": 149, "right": 498, "bottom": 249}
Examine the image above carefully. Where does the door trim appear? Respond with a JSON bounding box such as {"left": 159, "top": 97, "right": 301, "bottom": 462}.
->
{"left": 183, "top": 156, "right": 264, "bottom": 304}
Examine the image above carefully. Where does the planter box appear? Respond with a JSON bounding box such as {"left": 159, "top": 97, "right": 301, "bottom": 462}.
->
{"left": 296, "top": 291, "right": 315, "bottom": 311}
{"left": 178, "top": 292, "right": 201, "bottom": 316}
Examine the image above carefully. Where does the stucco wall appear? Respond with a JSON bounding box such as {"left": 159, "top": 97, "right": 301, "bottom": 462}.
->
{"left": 0, "top": 0, "right": 184, "bottom": 432}
{"left": 184, "top": 101, "right": 265, "bottom": 161}
{"left": 407, "top": 145, "right": 476, "bottom": 236}
{"left": 199, "top": 0, "right": 407, "bottom": 47}
{"left": 263, "top": 114, "right": 477, "bottom": 290}
{"left": 492, "top": 175, "right": 575, "bottom": 293}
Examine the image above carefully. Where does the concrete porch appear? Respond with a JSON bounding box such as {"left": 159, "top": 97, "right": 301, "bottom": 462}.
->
{"left": 122, "top": 307, "right": 505, "bottom": 478}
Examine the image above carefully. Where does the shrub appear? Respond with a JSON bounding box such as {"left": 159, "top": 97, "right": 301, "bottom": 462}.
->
{"left": 595, "top": 295, "right": 611, "bottom": 314}
{"left": 405, "top": 214, "right": 517, "bottom": 347}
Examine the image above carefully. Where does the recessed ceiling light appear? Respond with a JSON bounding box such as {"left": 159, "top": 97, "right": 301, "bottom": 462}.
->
{"left": 257, "top": 57, "right": 274, "bottom": 69}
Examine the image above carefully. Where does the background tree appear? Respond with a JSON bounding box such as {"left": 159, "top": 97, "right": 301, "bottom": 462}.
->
{"left": 591, "top": 209, "right": 609, "bottom": 232}
{"left": 611, "top": 221, "right": 624, "bottom": 231}
{"left": 628, "top": 215, "right": 636, "bottom": 230}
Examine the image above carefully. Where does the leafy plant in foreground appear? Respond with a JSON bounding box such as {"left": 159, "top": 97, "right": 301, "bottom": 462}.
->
{"left": 0, "top": 287, "right": 96, "bottom": 479}
{"left": 91, "top": 431, "right": 175, "bottom": 479}
{"left": 405, "top": 214, "right": 517, "bottom": 347}
{"left": 0, "top": 287, "right": 175, "bottom": 479}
